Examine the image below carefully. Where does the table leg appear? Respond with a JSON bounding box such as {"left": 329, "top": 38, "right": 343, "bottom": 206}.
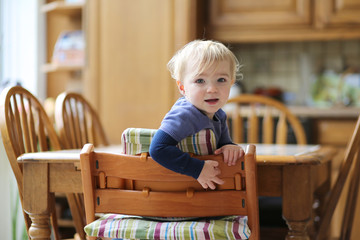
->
{"left": 27, "top": 213, "right": 52, "bottom": 239}
{"left": 23, "top": 162, "right": 52, "bottom": 239}
{"left": 282, "top": 165, "right": 312, "bottom": 240}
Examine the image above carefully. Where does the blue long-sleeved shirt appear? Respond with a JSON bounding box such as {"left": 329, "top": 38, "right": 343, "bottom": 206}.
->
{"left": 149, "top": 97, "right": 233, "bottom": 179}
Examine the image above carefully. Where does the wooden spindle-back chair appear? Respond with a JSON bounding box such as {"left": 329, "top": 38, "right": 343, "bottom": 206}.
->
{"left": 227, "top": 94, "right": 306, "bottom": 145}
{"left": 54, "top": 92, "right": 110, "bottom": 239}
{"left": 0, "top": 86, "right": 62, "bottom": 239}
{"left": 80, "top": 143, "right": 260, "bottom": 240}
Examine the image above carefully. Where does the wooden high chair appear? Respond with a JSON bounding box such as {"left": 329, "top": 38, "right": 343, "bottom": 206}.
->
{"left": 80, "top": 143, "right": 260, "bottom": 240}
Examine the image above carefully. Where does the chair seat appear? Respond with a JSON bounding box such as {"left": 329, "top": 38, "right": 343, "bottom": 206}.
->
{"left": 84, "top": 214, "right": 251, "bottom": 240}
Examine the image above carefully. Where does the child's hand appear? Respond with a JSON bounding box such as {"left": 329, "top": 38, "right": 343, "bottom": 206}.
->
{"left": 197, "top": 160, "right": 224, "bottom": 190}
{"left": 214, "top": 144, "right": 244, "bottom": 166}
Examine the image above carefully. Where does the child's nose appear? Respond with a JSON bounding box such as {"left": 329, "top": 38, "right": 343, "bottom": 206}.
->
{"left": 207, "top": 84, "right": 218, "bottom": 93}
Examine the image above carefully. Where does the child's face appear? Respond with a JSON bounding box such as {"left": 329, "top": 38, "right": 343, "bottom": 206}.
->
{"left": 178, "top": 60, "right": 234, "bottom": 119}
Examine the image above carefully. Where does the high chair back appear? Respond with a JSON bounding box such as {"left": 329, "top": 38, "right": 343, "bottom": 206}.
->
{"left": 227, "top": 94, "right": 306, "bottom": 144}
{"left": 80, "top": 143, "right": 259, "bottom": 240}
{"left": 0, "top": 86, "right": 61, "bottom": 239}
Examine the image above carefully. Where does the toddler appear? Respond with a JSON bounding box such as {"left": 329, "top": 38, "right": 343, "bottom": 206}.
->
{"left": 149, "top": 39, "right": 244, "bottom": 190}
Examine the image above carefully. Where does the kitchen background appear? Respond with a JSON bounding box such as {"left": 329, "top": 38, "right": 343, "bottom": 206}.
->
{"left": 1, "top": 0, "right": 360, "bottom": 239}
{"left": 233, "top": 40, "right": 360, "bottom": 106}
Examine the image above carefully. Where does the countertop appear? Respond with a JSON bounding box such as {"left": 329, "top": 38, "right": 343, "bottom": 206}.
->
{"left": 224, "top": 104, "right": 360, "bottom": 119}
{"left": 288, "top": 106, "right": 360, "bottom": 118}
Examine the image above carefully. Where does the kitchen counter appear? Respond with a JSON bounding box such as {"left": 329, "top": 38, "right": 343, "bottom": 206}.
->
{"left": 288, "top": 106, "right": 360, "bottom": 118}
{"left": 224, "top": 104, "right": 360, "bottom": 119}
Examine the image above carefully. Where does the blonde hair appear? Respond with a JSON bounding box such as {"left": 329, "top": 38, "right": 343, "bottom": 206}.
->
{"left": 167, "top": 40, "right": 240, "bottom": 82}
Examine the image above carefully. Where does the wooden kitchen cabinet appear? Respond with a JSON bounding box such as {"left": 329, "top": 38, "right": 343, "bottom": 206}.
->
{"left": 206, "top": 0, "right": 360, "bottom": 42}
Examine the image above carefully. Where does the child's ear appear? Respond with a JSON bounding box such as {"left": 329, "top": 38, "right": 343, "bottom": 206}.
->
{"left": 176, "top": 81, "right": 185, "bottom": 95}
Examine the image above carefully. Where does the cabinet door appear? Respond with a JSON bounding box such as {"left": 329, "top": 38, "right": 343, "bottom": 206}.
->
{"left": 208, "top": 0, "right": 311, "bottom": 29}
{"left": 321, "top": 0, "right": 360, "bottom": 26}
{"left": 206, "top": 0, "right": 360, "bottom": 42}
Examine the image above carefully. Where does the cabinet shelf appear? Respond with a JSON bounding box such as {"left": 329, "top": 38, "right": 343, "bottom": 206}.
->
{"left": 41, "top": 0, "right": 84, "bottom": 15}
{"left": 42, "top": 63, "right": 83, "bottom": 73}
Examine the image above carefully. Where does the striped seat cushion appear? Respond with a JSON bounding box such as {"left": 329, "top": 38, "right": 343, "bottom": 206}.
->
{"left": 84, "top": 214, "right": 251, "bottom": 240}
{"left": 121, "top": 128, "right": 217, "bottom": 155}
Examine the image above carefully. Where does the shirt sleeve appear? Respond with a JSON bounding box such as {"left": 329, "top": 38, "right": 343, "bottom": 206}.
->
{"left": 149, "top": 129, "right": 205, "bottom": 179}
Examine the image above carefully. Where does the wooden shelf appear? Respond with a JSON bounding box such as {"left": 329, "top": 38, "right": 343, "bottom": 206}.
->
{"left": 42, "top": 63, "right": 83, "bottom": 73}
{"left": 41, "top": 1, "right": 84, "bottom": 15}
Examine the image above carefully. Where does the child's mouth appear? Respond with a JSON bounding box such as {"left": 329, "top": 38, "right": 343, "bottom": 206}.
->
{"left": 205, "top": 98, "right": 219, "bottom": 104}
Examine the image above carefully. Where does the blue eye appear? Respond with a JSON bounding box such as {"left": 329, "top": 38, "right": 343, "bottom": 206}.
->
{"left": 218, "top": 78, "right": 226, "bottom": 82}
{"left": 195, "top": 79, "right": 205, "bottom": 83}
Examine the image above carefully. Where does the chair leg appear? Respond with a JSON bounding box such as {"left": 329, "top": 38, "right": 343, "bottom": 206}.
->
{"left": 22, "top": 209, "right": 31, "bottom": 235}
{"left": 49, "top": 193, "right": 61, "bottom": 240}
{"left": 66, "top": 193, "right": 86, "bottom": 240}
{"left": 18, "top": 191, "right": 32, "bottom": 237}
{"left": 50, "top": 211, "right": 61, "bottom": 240}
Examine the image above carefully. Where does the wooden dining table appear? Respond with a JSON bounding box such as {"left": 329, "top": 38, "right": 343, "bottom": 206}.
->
{"left": 18, "top": 144, "right": 336, "bottom": 240}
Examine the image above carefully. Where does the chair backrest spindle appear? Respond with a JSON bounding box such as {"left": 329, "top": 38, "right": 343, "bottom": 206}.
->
{"left": 248, "top": 104, "right": 259, "bottom": 143}
{"left": 263, "top": 107, "right": 274, "bottom": 143}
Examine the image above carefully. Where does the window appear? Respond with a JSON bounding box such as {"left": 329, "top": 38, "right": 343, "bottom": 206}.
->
{"left": 0, "top": 0, "right": 44, "bottom": 99}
